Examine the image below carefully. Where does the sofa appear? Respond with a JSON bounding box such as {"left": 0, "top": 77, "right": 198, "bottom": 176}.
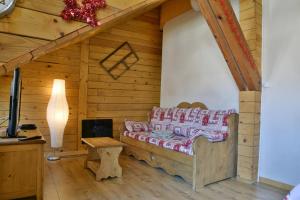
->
{"left": 120, "top": 102, "right": 238, "bottom": 191}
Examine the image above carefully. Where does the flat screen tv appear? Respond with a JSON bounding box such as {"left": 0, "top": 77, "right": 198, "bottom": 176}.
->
{"left": 6, "top": 68, "right": 22, "bottom": 138}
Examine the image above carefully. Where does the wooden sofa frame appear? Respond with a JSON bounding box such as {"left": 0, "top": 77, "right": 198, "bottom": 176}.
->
{"left": 120, "top": 102, "right": 238, "bottom": 191}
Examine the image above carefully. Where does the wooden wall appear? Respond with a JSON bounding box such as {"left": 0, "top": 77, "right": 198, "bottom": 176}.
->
{"left": 86, "top": 9, "right": 162, "bottom": 138}
{"left": 0, "top": 44, "right": 81, "bottom": 152}
{"left": 238, "top": 0, "right": 262, "bottom": 182}
{"left": 0, "top": 8, "right": 161, "bottom": 151}
{"left": 240, "top": 0, "right": 262, "bottom": 74}
{"left": 0, "top": 0, "right": 166, "bottom": 75}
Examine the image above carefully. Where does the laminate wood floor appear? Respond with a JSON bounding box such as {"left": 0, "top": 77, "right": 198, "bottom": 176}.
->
{"left": 42, "top": 155, "right": 287, "bottom": 200}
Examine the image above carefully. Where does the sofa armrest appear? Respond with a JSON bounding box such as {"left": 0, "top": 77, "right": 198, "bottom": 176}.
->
{"left": 192, "top": 113, "right": 238, "bottom": 191}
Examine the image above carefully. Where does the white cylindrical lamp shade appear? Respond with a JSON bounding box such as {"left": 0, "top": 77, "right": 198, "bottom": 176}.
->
{"left": 47, "top": 79, "right": 69, "bottom": 148}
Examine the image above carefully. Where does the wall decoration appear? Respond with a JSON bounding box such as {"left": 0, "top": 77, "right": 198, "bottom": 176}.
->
{"left": 99, "top": 42, "right": 139, "bottom": 80}
{"left": 0, "top": 0, "right": 16, "bottom": 18}
{"left": 61, "top": 0, "right": 106, "bottom": 27}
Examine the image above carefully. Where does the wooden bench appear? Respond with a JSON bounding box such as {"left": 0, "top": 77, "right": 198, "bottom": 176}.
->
{"left": 120, "top": 102, "right": 238, "bottom": 192}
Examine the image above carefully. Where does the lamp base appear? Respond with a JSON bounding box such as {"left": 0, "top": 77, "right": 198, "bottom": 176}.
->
{"left": 47, "top": 148, "right": 61, "bottom": 161}
{"left": 47, "top": 155, "right": 60, "bottom": 161}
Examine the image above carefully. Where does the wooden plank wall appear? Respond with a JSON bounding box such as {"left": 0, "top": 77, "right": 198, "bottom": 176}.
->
{"left": 240, "top": 0, "right": 262, "bottom": 74}
{"left": 0, "top": 1, "right": 85, "bottom": 63}
{"left": 0, "top": 0, "right": 166, "bottom": 74}
{"left": 238, "top": 91, "right": 261, "bottom": 181}
{"left": 238, "top": 0, "right": 262, "bottom": 182}
{"left": 0, "top": 44, "right": 81, "bottom": 152}
{"left": 86, "top": 8, "right": 162, "bottom": 138}
{"left": 0, "top": 8, "right": 161, "bottom": 151}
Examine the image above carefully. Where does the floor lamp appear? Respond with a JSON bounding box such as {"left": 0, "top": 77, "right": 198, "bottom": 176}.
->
{"left": 47, "top": 79, "right": 69, "bottom": 161}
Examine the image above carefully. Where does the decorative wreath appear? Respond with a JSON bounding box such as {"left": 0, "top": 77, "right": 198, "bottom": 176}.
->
{"left": 61, "top": 0, "right": 106, "bottom": 27}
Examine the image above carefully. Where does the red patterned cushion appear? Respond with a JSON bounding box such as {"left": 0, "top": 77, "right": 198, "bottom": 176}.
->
{"left": 123, "top": 131, "right": 193, "bottom": 155}
{"left": 194, "top": 109, "right": 236, "bottom": 132}
{"left": 172, "top": 107, "right": 201, "bottom": 124}
{"left": 184, "top": 129, "right": 229, "bottom": 146}
{"left": 170, "top": 107, "right": 201, "bottom": 137}
{"left": 125, "top": 120, "right": 150, "bottom": 132}
{"left": 150, "top": 107, "right": 175, "bottom": 131}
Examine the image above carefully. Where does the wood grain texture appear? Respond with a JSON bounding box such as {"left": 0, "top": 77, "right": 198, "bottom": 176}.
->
{"left": 193, "top": 114, "right": 238, "bottom": 191}
{"left": 0, "top": 130, "right": 44, "bottom": 200}
{"left": 0, "top": 0, "right": 167, "bottom": 75}
{"left": 0, "top": 33, "right": 48, "bottom": 63}
{"left": 83, "top": 137, "right": 124, "bottom": 180}
{"left": 82, "top": 137, "right": 124, "bottom": 148}
{"left": 160, "top": 0, "right": 192, "bottom": 29}
{"left": 87, "top": 9, "right": 162, "bottom": 138}
{"left": 121, "top": 135, "right": 193, "bottom": 183}
{"left": 238, "top": 91, "right": 261, "bottom": 181}
{"left": 196, "top": 0, "right": 261, "bottom": 91}
{"left": 0, "top": 44, "right": 81, "bottom": 152}
{"left": 77, "top": 40, "right": 89, "bottom": 150}
{"left": 259, "top": 177, "right": 294, "bottom": 191}
{"left": 42, "top": 156, "right": 288, "bottom": 200}
{"left": 240, "top": 0, "right": 262, "bottom": 74}
{"left": 0, "top": 8, "right": 161, "bottom": 151}
{"left": 0, "top": 7, "right": 85, "bottom": 40}
{"left": 16, "top": 0, "right": 66, "bottom": 15}
{"left": 120, "top": 103, "right": 239, "bottom": 191}
{"left": 237, "top": 1, "right": 262, "bottom": 181}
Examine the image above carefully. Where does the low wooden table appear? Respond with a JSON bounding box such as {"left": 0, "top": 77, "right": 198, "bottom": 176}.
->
{"left": 81, "top": 137, "right": 125, "bottom": 181}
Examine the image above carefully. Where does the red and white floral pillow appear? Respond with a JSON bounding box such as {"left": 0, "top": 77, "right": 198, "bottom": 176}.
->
{"left": 150, "top": 107, "right": 175, "bottom": 131}
{"left": 172, "top": 107, "right": 201, "bottom": 124}
{"left": 125, "top": 107, "right": 236, "bottom": 143}
{"left": 172, "top": 125, "right": 200, "bottom": 137}
{"left": 125, "top": 120, "right": 150, "bottom": 132}
{"left": 169, "top": 107, "right": 201, "bottom": 137}
{"left": 194, "top": 109, "right": 236, "bottom": 132}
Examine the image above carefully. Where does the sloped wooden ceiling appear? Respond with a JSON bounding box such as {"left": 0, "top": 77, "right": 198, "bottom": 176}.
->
{"left": 0, "top": 0, "right": 167, "bottom": 75}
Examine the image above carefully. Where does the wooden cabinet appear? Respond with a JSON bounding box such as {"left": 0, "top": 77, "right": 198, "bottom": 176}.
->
{"left": 0, "top": 130, "right": 45, "bottom": 200}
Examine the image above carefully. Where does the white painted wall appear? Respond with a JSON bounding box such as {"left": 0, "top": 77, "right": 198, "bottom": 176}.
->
{"left": 160, "top": 1, "right": 240, "bottom": 110}
{"left": 259, "top": 0, "right": 300, "bottom": 186}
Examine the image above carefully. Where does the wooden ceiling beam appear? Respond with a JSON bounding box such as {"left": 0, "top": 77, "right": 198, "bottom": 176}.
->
{"left": 197, "top": 0, "right": 261, "bottom": 91}
{"left": 160, "top": 0, "right": 192, "bottom": 29}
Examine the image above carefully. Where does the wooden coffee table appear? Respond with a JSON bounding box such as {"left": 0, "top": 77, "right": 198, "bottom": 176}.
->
{"left": 81, "top": 137, "right": 125, "bottom": 181}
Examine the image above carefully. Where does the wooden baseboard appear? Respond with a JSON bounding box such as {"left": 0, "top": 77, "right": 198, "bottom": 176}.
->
{"left": 259, "top": 177, "right": 294, "bottom": 191}
{"left": 236, "top": 177, "right": 257, "bottom": 184}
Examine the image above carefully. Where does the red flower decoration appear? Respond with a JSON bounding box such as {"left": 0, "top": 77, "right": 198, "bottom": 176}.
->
{"left": 61, "top": 0, "right": 106, "bottom": 27}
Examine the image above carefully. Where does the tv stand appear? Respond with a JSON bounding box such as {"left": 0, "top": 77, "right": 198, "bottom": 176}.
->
{"left": 0, "top": 129, "right": 45, "bottom": 200}
{"left": 0, "top": 135, "right": 27, "bottom": 139}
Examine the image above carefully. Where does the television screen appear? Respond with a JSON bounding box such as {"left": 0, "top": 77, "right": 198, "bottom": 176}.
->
{"left": 7, "top": 68, "right": 21, "bottom": 138}
{"left": 82, "top": 119, "right": 113, "bottom": 138}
